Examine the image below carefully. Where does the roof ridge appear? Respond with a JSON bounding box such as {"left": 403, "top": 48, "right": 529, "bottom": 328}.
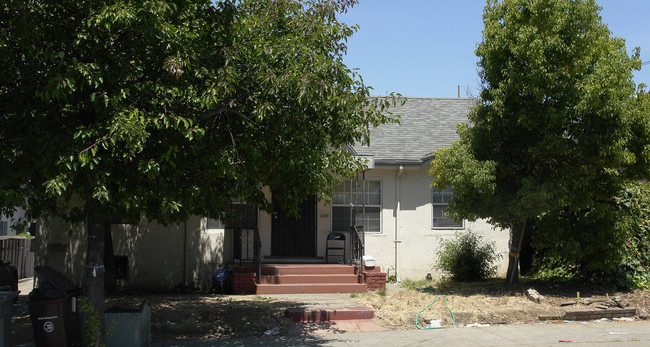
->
{"left": 369, "top": 96, "right": 476, "bottom": 100}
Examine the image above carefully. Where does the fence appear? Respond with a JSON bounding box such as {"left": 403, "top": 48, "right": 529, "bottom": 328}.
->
{"left": 0, "top": 236, "right": 34, "bottom": 279}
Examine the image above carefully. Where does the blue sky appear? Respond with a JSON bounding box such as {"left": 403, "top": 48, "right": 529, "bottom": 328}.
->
{"left": 339, "top": 0, "right": 650, "bottom": 98}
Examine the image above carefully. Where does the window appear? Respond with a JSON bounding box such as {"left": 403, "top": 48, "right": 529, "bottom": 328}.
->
{"left": 432, "top": 187, "right": 463, "bottom": 228}
{"left": 206, "top": 203, "right": 258, "bottom": 230}
{"left": 332, "top": 180, "right": 381, "bottom": 232}
{"left": 0, "top": 221, "right": 7, "bottom": 236}
{"left": 224, "top": 203, "right": 258, "bottom": 229}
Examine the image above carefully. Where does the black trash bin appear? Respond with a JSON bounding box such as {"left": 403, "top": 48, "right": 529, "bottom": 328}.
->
{"left": 29, "top": 266, "right": 82, "bottom": 347}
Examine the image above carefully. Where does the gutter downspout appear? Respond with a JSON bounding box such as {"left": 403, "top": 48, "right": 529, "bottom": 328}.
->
{"left": 394, "top": 165, "right": 404, "bottom": 275}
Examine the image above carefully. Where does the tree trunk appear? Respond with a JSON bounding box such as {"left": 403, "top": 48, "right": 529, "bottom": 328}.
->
{"left": 86, "top": 207, "right": 106, "bottom": 346}
{"left": 505, "top": 221, "right": 526, "bottom": 285}
{"left": 519, "top": 220, "right": 534, "bottom": 276}
{"left": 104, "top": 220, "right": 116, "bottom": 293}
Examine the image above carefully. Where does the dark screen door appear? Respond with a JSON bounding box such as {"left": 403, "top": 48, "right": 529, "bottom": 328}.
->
{"left": 271, "top": 195, "right": 316, "bottom": 257}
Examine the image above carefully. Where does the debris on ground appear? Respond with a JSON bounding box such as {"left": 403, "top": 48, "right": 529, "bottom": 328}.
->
{"left": 525, "top": 289, "right": 545, "bottom": 304}
{"left": 264, "top": 327, "right": 280, "bottom": 336}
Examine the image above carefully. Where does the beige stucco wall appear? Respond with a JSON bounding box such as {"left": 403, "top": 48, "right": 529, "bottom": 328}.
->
{"left": 361, "top": 165, "right": 510, "bottom": 281}
{"left": 34, "top": 216, "right": 208, "bottom": 290}
{"left": 34, "top": 164, "right": 511, "bottom": 290}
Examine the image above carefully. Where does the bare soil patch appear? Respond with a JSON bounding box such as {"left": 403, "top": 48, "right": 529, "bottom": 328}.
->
{"left": 11, "top": 279, "right": 650, "bottom": 345}
{"left": 11, "top": 293, "right": 297, "bottom": 345}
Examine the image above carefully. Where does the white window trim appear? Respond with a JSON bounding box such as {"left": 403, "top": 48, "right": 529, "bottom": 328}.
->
{"left": 331, "top": 179, "right": 383, "bottom": 233}
{"left": 431, "top": 187, "right": 464, "bottom": 230}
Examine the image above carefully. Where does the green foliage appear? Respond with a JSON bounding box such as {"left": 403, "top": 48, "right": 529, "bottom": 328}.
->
{"left": 431, "top": 0, "right": 647, "bottom": 228}
{"left": 385, "top": 273, "right": 397, "bottom": 283}
{"left": 434, "top": 231, "right": 502, "bottom": 282}
{"left": 0, "top": 0, "right": 400, "bottom": 339}
{"left": 0, "top": 0, "right": 401, "bottom": 225}
{"left": 79, "top": 296, "right": 107, "bottom": 347}
{"left": 616, "top": 183, "right": 650, "bottom": 289}
{"left": 533, "top": 201, "right": 626, "bottom": 273}
{"left": 429, "top": 0, "right": 650, "bottom": 283}
{"left": 531, "top": 182, "right": 650, "bottom": 289}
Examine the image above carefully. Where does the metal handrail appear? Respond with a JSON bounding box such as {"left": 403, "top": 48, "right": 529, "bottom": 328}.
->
{"left": 350, "top": 225, "right": 364, "bottom": 284}
{"left": 254, "top": 228, "right": 262, "bottom": 284}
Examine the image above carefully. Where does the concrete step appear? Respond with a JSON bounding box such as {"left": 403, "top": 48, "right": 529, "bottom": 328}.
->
{"left": 259, "top": 274, "right": 360, "bottom": 284}
{"left": 261, "top": 264, "right": 356, "bottom": 276}
{"left": 285, "top": 306, "right": 375, "bottom": 322}
{"left": 255, "top": 283, "right": 367, "bottom": 294}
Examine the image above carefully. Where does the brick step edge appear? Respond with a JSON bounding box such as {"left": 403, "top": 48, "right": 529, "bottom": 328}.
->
{"left": 255, "top": 283, "right": 367, "bottom": 294}
{"left": 563, "top": 307, "right": 637, "bottom": 321}
{"left": 259, "top": 274, "right": 359, "bottom": 284}
{"left": 285, "top": 306, "right": 375, "bottom": 322}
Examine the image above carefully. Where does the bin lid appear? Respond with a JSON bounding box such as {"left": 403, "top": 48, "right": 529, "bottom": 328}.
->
{"left": 34, "top": 266, "right": 81, "bottom": 296}
{"left": 328, "top": 233, "right": 345, "bottom": 240}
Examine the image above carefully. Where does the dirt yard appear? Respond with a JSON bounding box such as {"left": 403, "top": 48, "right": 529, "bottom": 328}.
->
{"left": 356, "top": 279, "right": 650, "bottom": 329}
{"left": 11, "top": 278, "right": 650, "bottom": 345}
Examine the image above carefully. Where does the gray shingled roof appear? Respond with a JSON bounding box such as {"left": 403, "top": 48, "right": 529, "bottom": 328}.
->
{"left": 352, "top": 97, "right": 475, "bottom": 166}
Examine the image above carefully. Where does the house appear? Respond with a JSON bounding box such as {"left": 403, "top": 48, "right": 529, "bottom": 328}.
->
{"left": 1, "top": 207, "right": 28, "bottom": 237}
{"left": 32, "top": 97, "right": 509, "bottom": 292}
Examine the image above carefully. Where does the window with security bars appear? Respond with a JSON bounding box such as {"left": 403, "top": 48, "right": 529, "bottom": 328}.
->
{"left": 332, "top": 180, "right": 381, "bottom": 233}
{"left": 206, "top": 203, "right": 258, "bottom": 230}
{"left": 432, "top": 187, "right": 463, "bottom": 228}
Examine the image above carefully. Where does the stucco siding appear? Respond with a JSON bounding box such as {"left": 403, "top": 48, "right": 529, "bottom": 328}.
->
{"left": 362, "top": 165, "right": 510, "bottom": 280}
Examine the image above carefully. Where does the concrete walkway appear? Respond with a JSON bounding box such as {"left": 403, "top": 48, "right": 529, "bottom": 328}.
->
{"left": 153, "top": 320, "right": 650, "bottom": 346}
{"left": 18, "top": 277, "right": 34, "bottom": 295}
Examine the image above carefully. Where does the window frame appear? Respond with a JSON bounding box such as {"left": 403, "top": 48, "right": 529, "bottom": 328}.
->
{"left": 331, "top": 179, "right": 382, "bottom": 233}
{"left": 205, "top": 201, "right": 259, "bottom": 231}
{"left": 431, "top": 186, "right": 464, "bottom": 229}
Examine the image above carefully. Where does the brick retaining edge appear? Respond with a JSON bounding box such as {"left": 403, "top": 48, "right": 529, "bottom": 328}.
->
{"left": 563, "top": 307, "right": 637, "bottom": 321}
{"left": 364, "top": 271, "right": 387, "bottom": 291}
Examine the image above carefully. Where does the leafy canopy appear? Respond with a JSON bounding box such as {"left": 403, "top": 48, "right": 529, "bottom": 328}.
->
{"left": 430, "top": 0, "right": 649, "bottom": 229}
{"left": 0, "top": 0, "right": 400, "bottom": 225}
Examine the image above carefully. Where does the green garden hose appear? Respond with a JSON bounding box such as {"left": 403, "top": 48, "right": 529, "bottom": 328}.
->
{"left": 415, "top": 288, "right": 456, "bottom": 329}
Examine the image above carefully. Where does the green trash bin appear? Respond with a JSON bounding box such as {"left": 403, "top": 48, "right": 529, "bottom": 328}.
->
{"left": 0, "top": 260, "right": 18, "bottom": 292}
{"left": 29, "top": 266, "right": 82, "bottom": 347}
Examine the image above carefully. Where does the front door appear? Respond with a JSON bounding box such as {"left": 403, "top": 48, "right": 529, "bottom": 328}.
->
{"left": 271, "top": 195, "right": 316, "bottom": 257}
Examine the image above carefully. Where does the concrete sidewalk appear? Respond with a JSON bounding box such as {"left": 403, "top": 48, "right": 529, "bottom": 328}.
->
{"left": 153, "top": 320, "right": 650, "bottom": 346}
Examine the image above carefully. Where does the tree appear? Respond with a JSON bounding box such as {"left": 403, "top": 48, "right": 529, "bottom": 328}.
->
{"left": 0, "top": 0, "right": 399, "bottom": 342}
{"left": 430, "top": 0, "right": 649, "bottom": 284}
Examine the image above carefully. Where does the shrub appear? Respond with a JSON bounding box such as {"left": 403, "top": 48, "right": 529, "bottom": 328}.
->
{"left": 434, "top": 231, "right": 502, "bottom": 281}
{"left": 531, "top": 182, "right": 650, "bottom": 289}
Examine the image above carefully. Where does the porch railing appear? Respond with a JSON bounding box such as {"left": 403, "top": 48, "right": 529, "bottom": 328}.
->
{"left": 350, "top": 226, "right": 364, "bottom": 284}
{"left": 254, "top": 228, "right": 261, "bottom": 284}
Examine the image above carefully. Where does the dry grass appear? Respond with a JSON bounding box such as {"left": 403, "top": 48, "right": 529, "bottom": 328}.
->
{"left": 356, "top": 278, "right": 650, "bottom": 329}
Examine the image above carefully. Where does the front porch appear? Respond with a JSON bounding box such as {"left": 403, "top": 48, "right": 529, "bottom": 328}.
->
{"left": 232, "top": 263, "right": 386, "bottom": 295}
